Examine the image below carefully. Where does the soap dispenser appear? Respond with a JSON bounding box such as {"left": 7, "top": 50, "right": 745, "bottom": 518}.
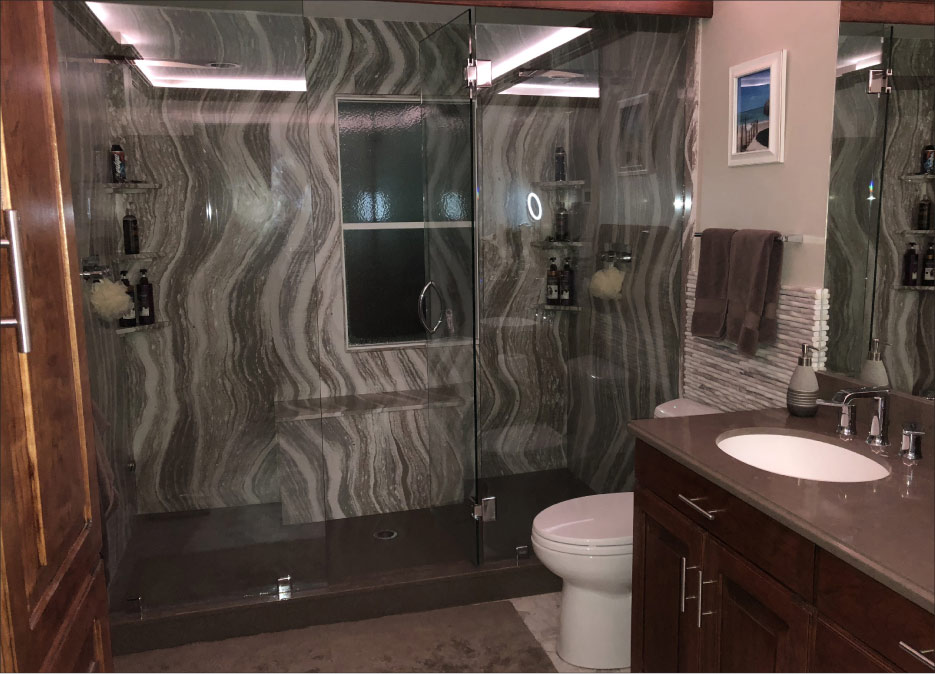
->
{"left": 787, "top": 344, "right": 819, "bottom": 417}
{"left": 859, "top": 338, "right": 890, "bottom": 387}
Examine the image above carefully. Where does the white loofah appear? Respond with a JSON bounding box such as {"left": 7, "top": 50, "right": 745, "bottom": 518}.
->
{"left": 588, "top": 266, "right": 625, "bottom": 300}
{"left": 89, "top": 279, "right": 133, "bottom": 320}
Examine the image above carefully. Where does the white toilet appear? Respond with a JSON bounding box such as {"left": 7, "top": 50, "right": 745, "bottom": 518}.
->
{"left": 532, "top": 397, "right": 717, "bottom": 670}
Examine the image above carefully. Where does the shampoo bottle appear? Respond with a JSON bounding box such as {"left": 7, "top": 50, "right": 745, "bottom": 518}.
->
{"left": 859, "top": 338, "right": 889, "bottom": 387}
{"left": 787, "top": 344, "right": 819, "bottom": 417}
{"left": 546, "top": 257, "right": 560, "bottom": 305}
{"left": 136, "top": 269, "right": 155, "bottom": 325}
{"left": 123, "top": 201, "right": 140, "bottom": 255}
{"left": 559, "top": 257, "right": 575, "bottom": 306}
{"left": 118, "top": 270, "right": 137, "bottom": 328}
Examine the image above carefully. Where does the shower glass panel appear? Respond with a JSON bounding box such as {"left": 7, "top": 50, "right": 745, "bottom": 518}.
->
{"left": 53, "top": 0, "right": 326, "bottom": 617}
{"left": 471, "top": 11, "right": 692, "bottom": 562}
{"left": 419, "top": 9, "right": 481, "bottom": 565}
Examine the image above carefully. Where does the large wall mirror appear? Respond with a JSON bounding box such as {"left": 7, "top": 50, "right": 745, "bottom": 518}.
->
{"left": 824, "top": 17, "right": 934, "bottom": 397}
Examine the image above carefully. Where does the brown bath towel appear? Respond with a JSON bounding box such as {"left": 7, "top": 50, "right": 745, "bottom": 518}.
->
{"left": 725, "top": 229, "right": 784, "bottom": 356}
{"left": 691, "top": 228, "right": 736, "bottom": 338}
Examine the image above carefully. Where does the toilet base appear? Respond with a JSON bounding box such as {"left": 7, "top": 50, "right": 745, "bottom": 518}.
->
{"left": 557, "top": 582, "right": 632, "bottom": 670}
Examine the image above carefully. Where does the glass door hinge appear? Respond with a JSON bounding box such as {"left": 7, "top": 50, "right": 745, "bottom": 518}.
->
{"left": 868, "top": 68, "right": 892, "bottom": 95}
{"left": 472, "top": 496, "right": 496, "bottom": 522}
{"left": 465, "top": 58, "right": 492, "bottom": 97}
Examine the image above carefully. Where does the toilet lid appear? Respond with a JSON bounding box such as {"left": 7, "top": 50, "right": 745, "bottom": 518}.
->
{"left": 532, "top": 492, "right": 634, "bottom": 546}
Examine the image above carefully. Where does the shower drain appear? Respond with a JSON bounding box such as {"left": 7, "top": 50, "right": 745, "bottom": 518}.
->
{"left": 373, "top": 529, "right": 398, "bottom": 541}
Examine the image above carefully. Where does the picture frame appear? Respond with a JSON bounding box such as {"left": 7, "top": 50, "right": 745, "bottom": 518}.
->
{"left": 615, "top": 93, "right": 653, "bottom": 176}
{"left": 728, "top": 50, "right": 787, "bottom": 166}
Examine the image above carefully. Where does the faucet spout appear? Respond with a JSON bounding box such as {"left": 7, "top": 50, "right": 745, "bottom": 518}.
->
{"left": 825, "top": 386, "right": 891, "bottom": 448}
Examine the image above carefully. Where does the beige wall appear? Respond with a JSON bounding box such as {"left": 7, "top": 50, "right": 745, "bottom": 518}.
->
{"left": 694, "top": 0, "right": 841, "bottom": 287}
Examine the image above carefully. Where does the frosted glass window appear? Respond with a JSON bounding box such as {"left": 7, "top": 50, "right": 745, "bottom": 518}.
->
{"left": 338, "top": 100, "right": 423, "bottom": 224}
{"left": 338, "top": 98, "right": 426, "bottom": 346}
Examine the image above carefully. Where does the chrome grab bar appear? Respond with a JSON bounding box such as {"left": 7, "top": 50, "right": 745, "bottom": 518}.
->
{"left": 1, "top": 210, "right": 31, "bottom": 353}
{"left": 417, "top": 280, "right": 443, "bottom": 334}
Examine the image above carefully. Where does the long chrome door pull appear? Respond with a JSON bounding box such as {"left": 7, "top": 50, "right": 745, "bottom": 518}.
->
{"left": 417, "top": 280, "right": 443, "bottom": 334}
{"left": 1, "top": 210, "right": 30, "bottom": 353}
{"left": 679, "top": 557, "right": 687, "bottom": 612}
{"left": 899, "top": 642, "right": 935, "bottom": 670}
{"left": 677, "top": 494, "right": 724, "bottom": 521}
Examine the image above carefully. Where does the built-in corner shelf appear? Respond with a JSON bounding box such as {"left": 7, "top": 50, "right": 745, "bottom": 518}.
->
{"left": 116, "top": 321, "right": 168, "bottom": 336}
{"left": 900, "top": 229, "right": 934, "bottom": 236}
{"left": 536, "top": 180, "right": 586, "bottom": 191}
{"left": 114, "top": 252, "right": 160, "bottom": 263}
{"left": 104, "top": 182, "right": 161, "bottom": 194}
{"left": 538, "top": 304, "right": 582, "bottom": 312}
{"left": 531, "top": 240, "right": 586, "bottom": 250}
{"left": 900, "top": 174, "right": 935, "bottom": 183}
{"left": 896, "top": 285, "right": 934, "bottom": 292}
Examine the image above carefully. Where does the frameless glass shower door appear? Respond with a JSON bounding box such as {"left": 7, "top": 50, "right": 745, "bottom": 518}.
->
{"left": 419, "top": 10, "right": 481, "bottom": 565}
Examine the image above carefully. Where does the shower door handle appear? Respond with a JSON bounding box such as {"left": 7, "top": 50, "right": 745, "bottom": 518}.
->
{"left": 1, "top": 210, "right": 31, "bottom": 353}
{"left": 417, "top": 280, "right": 443, "bottom": 334}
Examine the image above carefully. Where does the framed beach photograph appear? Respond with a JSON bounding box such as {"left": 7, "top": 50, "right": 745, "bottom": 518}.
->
{"left": 615, "top": 93, "right": 653, "bottom": 176}
{"left": 728, "top": 50, "right": 787, "bottom": 166}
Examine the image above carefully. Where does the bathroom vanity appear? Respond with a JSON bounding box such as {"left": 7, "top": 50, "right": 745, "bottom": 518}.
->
{"left": 629, "top": 407, "right": 935, "bottom": 673}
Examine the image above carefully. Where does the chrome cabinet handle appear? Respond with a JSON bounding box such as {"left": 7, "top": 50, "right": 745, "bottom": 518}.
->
{"left": 677, "top": 494, "right": 723, "bottom": 521}
{"left": 699, "top": 575, "right": 717, "bottom": 628}
{"left": 1, "top": 210, "right": 31, "bottom": 353}
{"left": 417, "top": 280, "right": 443, "bottom": 334}
{"left": 899, "top": 642, "right": 935, "bottom": 670}
{"left": 679, "top": 557, "right": 687, "bottom": 613}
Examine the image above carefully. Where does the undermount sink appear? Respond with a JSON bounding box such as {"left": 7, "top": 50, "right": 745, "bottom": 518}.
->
{"left": 716, "top": 430, "right": 891, "bottom": 483}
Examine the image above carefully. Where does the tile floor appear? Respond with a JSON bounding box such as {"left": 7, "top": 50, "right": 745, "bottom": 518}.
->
{"left": 510, "top": 593, "right": 630, "bottom": 673}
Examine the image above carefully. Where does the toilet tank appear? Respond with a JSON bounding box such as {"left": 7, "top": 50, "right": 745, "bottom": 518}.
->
{"left": 653, "top": 398, "right": 718, "bottom": 418}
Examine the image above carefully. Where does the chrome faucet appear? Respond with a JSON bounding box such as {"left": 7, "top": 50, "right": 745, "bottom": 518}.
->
{"left": 818, "top": 386, "right": 890, "bottom": 447}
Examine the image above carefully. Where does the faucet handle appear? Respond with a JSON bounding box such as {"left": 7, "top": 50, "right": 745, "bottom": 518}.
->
{"left": 833, "top": 385, "right": 891, "bottom": 404}
{"left": 817, "top": 399, "right": 857, "bottom": 438}
{"left": 900, "top": 424, "right": 925, "bottom": 461}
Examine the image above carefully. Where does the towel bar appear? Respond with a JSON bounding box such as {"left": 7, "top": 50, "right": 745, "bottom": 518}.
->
{"left": 693, "top": 232, "right": 804, "bottom": 243}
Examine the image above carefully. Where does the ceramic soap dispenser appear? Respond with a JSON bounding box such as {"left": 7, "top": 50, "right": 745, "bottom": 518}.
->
{"left": 859, "top": 338, "right": 890, "bottom": 387}
{"left": 787, "top": 344, "right": 819, "bottom": 417}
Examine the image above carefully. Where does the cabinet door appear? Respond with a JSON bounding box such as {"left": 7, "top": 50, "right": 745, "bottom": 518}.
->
{"left": 0, "top": 1, "right": 113, "bottom": 670}
{"left": 701, "top": 539, "right": 813, "bottom": 672}
{"left": 633, "top": 489, "right": 706, "bottom": 672}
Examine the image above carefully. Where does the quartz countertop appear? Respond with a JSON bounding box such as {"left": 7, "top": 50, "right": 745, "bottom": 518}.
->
{"left": 629, "top": 406, "right": 935, "bottom": 613}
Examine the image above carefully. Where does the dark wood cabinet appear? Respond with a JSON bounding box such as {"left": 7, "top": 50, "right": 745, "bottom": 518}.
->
{"left": 633, "top": 490, "right": 705, "bottom": 672}
{"left": 633, "top": 440, "right": 935, "bottom": 673}
{"left": 700, "top": 539, "right": 812, "bottom": 672}
{"left": 811, "top": 619, "right": 898, "bottom": 673}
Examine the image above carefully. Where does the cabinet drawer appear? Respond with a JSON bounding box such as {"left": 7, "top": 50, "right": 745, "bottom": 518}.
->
{"left": 811, "top": 618, "right": 897, "bottom": 672}
{"left": 817, "top": 550, "right": 935, "bottom": 672}
{"left": 635, "top": 440, "right": 816, "bottom": 600}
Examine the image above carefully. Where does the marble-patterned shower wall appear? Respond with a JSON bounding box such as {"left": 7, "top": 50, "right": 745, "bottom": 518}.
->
{"left": 872, "top": 36, "right": 934, "bottom": 396}
{"left": 826, "top": 32, "right": 934, "bottom": 396}
{"left": 476, "top": 15, "right": 695, "bottom": 493}
{"left": 56, "top": 3, "right": 697, "bottom": 543}
{"left": 53, "top": 5, "right": 138, "bottom": 577}
{"left": 54, "top": 4, "right": 453, "bottom": 523}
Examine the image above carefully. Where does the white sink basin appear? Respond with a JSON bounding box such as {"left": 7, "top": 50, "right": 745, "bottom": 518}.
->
{"left": 717, "top": 431, "right": 891, "bottom": 483}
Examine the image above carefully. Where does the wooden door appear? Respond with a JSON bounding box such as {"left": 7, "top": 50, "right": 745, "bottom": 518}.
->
{"left": 632, "top": 489, "right": 706, "bottom": 672}
{"left": 701, "top": 538, "right": 812, "bottom": 673}
{"left": 0, "top": 1, "right": 113, "bottom": 671}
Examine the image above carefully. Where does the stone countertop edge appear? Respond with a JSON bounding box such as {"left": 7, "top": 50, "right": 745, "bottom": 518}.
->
{"left": 629, "top": 410, "right": 935, "bottom": 615}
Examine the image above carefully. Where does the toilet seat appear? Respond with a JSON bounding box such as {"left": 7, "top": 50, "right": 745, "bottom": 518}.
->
{"left": 532, "top": 531, "right": 633, "bottom": 556}
{"left": 532, "top": 492, "right": 634, "bottom": 547}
